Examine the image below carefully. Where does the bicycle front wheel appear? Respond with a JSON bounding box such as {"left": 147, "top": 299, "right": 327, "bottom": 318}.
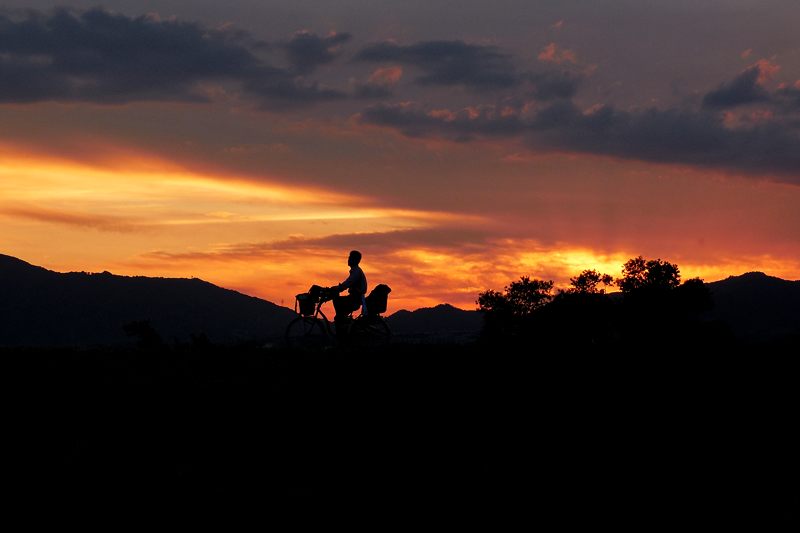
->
{"left": 347, "top": 316, "right": 392, "bottom": 350}
{"left": 285, "top": 316, "right": 331, "bottom": 350}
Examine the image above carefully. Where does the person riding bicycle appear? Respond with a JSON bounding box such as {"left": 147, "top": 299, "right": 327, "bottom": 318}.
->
{"left": 331, "top": 250, "right": 367, "bottom": 332}
{"left": 285, "top": 251, "right": 391, "bottom": 349}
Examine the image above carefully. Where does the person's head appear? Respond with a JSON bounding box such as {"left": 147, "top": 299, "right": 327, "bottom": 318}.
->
{"left": 348, "top": 250, "right": 362, "bottom": 267}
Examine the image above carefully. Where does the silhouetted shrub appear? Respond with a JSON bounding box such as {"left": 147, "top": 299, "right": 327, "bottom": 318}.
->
{"left": 617, "top": 256, "right": 680, "bottom": 295}
{"left": 477, "top": 276, "right": 553, "bottom": 339}
{"left": 477, "top": 256, "right": 721, "bottom": 349}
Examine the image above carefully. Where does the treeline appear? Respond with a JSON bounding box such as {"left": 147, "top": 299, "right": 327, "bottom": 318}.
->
{"left": 477, "top": 256, "right": 725, "bottom": 349}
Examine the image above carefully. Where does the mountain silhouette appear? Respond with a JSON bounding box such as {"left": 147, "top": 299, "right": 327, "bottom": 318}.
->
{"left": 2, "top": 253, "right": 798, "bottom": 347}
{"left": 0, "top": 253, "right": 295, "bottom": 347}
{"left": 705, "top": 272, "right": 800, "bottom": 342}
{"left": 386, "top": 303, "right": 483, "bottom": 342}
{"left": 385, "top": 273, "right": 800, "bottom": 343}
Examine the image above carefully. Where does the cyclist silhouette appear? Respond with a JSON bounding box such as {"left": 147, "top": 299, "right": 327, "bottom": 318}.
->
{"left": 331, "top": 250, "right": 367, "bottom": 332}
{"left": 285, "top": 251, "right": 392, "bottom": 349}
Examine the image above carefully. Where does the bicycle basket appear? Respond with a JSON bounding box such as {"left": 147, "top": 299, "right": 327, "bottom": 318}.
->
{"left": 296, "top": 293, "right": 316, "bottom": 316}
{"left": 365, "top": 284, "right": 391, "bottom": 315}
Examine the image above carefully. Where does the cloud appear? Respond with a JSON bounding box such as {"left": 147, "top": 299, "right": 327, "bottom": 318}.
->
{"left": 353, "top": 66, "right": 403, "bottom": 98}
{"left": 358, "top": 99, "right": 800, "bottom": 181}
{"left": 358, "top": 102, "right": 525, "bottom": 140}
{"left": 356, "top": 40, "right": 520, "bottom": 90}
{"left": 0, "top": 8, "right": 345, "bottom": 107}
{"left": 146, "top": 228, "right": 490, "bottom": 262}
{"left": 702, "top": 61, "right": 776, "bottom": 108}
{"left": 752, "top": 59, "right": 781, "bottom": 83}
{"left": 525, "top": 102, "right": 800, "bottom": 178}
{"left": 537, "top": 43, "right": 576, "bottom": 64}
{"left": 242, "top": 69, "right": 347, "bottom": 109}
{"left": 141, "top": 228, "right": 500, "bottom": 309}
{"left": 355, "top": 38, "right": 583, "bottom": 102}
{"left": 702, "top": 60, "right": 800, "bottom": 116}
{"left": 282, "top": 30, "right": 351, "bottom": 73}
{"left": 528, "top": 70, "right": 582, "bottom": 100}
{"left": 142, "top": 227, "right": 796, "bottom": 310}
{"left": 367, "top": 66, "right": 404, "bottom": 86}
{"left": 0, "top": 8, "right": 257, "bottom": 103}
{"left": 0, "top": 11, "right": 581, "bottom": 107}
{"left": 0, "top": 205, "right": 138, "bottom": 232}
{"left": 775, "top": 83, "right": 800, "bottom": 110}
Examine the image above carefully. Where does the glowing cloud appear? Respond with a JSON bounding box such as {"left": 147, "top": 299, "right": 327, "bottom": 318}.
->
{"left": 538, "top": 43, "right": 577, "bottom": 64}
{"left": 368, "top": 66, "right": 404, "bottom": 86}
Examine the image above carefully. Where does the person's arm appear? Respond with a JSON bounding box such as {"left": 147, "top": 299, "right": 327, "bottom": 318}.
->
{"left": 335, "top": 269, "right": 356, "bottom": 292}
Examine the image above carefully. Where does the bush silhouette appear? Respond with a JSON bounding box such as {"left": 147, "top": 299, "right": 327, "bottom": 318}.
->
{"left": 567, "top": 269, "right": 614, "bottom": 295}
{"left": 617, "top": 256, "right": 680, "bottom": 294}
{"left": 477, "top": 276, "right": 553, "bottom": 338}
{"left": 477, "top": 256, "right": 718, "bottom": 348}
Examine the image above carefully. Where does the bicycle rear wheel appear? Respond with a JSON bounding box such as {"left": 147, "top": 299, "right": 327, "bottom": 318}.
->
{"left": 285, "top": 316, "right": 331, "bottom": 350}
{"left": 347, "top": 316, "right": 392, "bottom": 349}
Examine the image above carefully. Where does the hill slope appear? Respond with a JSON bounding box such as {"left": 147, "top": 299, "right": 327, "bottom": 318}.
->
{"left": 0, "top": 254, "right": 296, "bottom": 346}
{"left": 2, "top": 254, "right": 797, "bottom": 346}
{"left": 384, "top": 272, "right": 800, "bottom": 343}
{"left": 705, "top": 272, "right": 800, "bottom": 341}
{"left": 387, "top": 303, "right": 483, "bottom": 342}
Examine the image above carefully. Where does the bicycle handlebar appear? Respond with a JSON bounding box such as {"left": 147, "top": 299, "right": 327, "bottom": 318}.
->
{"left": 310, "top": 286, "right": 338, "bottom": 302}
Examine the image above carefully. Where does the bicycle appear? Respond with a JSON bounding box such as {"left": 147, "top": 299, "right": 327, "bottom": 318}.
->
{"left": 285, "top": 285, "right": 392, "bottom": 350}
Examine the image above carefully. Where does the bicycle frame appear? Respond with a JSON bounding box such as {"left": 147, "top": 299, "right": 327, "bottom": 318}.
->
{"left": 311, "top": 296, "right": 335, "bottom": 336}
{"left": 286, "top": 288, "right": 391, "bottom": 349}
{"left": 310, "top": 292, "right": 360, "bottom": 337}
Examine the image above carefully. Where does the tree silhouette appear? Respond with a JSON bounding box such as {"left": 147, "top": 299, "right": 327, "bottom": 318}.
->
{"left": 549, "top": 274, "right": 616, "bottom": 347}
{"left": 475, "top": 256, "right": 722, "bottom": 348}
{"left": 567, "top": 269, "right": 614, "bottom": 295}
{"left": 617, "top": 256, "right": 680, "bottom": 294}
{"left": 674, "top": 277, "right": 714, "bottom": 313}
{"left": 477, "top": 276, "right": 553, "bottom": 339}
{"left": 478, "top": 276, "right": 553, "bottom": 317}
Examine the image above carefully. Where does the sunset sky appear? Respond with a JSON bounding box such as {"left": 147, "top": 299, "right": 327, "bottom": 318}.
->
{"left": 1, "top": 1, "right": 799, "bottom": 311}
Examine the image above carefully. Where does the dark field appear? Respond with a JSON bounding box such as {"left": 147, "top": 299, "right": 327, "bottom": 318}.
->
{"left": 4, "top": 341, "right": 798, "bottom": 525}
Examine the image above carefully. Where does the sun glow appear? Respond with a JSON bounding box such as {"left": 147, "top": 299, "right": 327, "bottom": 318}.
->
{"left": 0, "top": 147, "right": 484, "bottom": 310}
{"left": 1, "top": 146, "right": 798, "bottom": 314}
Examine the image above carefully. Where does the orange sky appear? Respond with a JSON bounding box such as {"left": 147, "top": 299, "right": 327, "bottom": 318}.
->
{"left": 2, "top": 138, "right": 798, "bottom": 313}
{"left": 1, "top": 4, "right": 799, "bottom": 312}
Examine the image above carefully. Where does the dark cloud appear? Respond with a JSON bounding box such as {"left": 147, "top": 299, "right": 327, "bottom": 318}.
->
{"left": 775, "top": 84, "right": 800, "bottom": 111}
{"left": 355, "top": 39, "right": 583, "bottom": 101}
{"left": 0, "top": 8, "right": 257, "bottom": 103}
{"left": 353, "top": 83, "right": 393, "bottom": 99}
{"left": 1, "top": 205, "right": 138, "bottom": 232}
{"left": 0, "top": 11, "right": 582, "bottom": 106}
{"left": 702, "top": 64, "right": 769, "bottom": 108}
{"left": 145, "top": 228, "right": 490, "bottom": 262}
{"left": 352, "top": 66, "right": 403, "bottom": 99}
{"left": 528, "top": 70, "right": 583, "bottom": 101}
{"left": 282, "top": 31, "right": 351, "bottom": 73}
{"left": 528, "top": 102, "right": 800, "bottom": 177}
{"left": 356, "top": 40, "right": 519, "bottom": 90}
{"left": 0, "top": 8, "right": 344, "bottom": 106}
{"left": 359, "top": 100, "right": 800, "bottom": 181}
{"left": 242, "top": 68, "right": 346, "bottom": 110}
{"left": 359, "top": 103, "right": 524, "bottom": 140}
{"left": 269, "top": 228, "right": 489, "bottom": 254}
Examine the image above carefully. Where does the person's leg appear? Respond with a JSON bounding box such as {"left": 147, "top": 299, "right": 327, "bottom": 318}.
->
{"left": 332, "top": 295, "right": 352, "bottom": 340}
{"left": 349, "top": 294, "right": 362, "bottom": 314}
{"left": 332, "top": 295, "right": 348, "bottom": 321}
{"left": 333, "top": 295, "right": 361, "bottom": 340}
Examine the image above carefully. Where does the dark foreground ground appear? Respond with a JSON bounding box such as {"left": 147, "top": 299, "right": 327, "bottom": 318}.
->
{"left": 4, "top": 341, "right": 798, "bottom": 525}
